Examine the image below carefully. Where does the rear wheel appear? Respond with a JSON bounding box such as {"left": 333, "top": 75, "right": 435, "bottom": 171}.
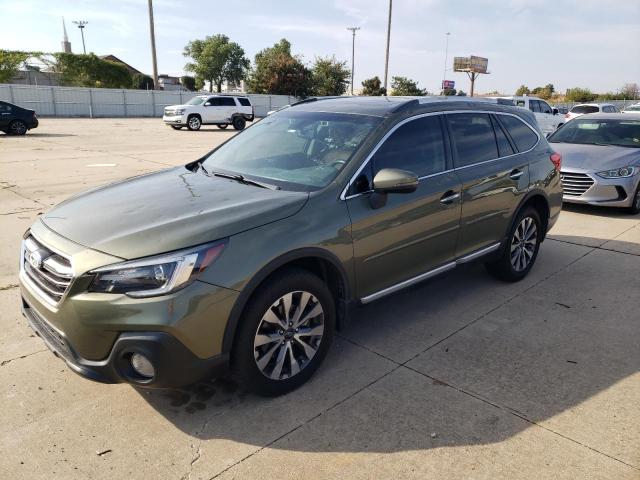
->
{"left": 170, "top": 125, "right": 183, "bottom": 130}
{"left": 232, "top": 269, "right": 335, "bottom": 396}
{"left": 486, "top": 207, "right": 542, "bottom": 282}
{"left": 9, "top": 120, "right": 27, "bottom": 135}
{"left": 217, "top": 123, "right": 228, "bottom": 130}
{"left": 232, "top": 116, "right": 246, "bottom": 130}
{"left": 187, "top": 115, "right": 201, "bottom": 131}
{"left": 627, "top": 184, "right": 640, "bottom": 215}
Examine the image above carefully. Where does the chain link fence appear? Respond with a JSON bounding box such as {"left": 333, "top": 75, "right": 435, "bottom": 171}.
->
{"left": 0, "top": 84, "right": 297, "bottom": 118}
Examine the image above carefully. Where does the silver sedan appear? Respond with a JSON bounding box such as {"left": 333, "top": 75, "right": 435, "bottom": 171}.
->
{"left": 547, "top": 113, "right": 640, "bottom": 214}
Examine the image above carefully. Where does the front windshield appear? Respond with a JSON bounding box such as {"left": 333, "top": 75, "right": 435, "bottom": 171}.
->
{"left": 186, "top": 96, "right": 206, "bottom": 105}
{"left": 202, "top": 111, "right": 382, "bottom": 191}
{"left": 548, "top": 118, "right": 640, "bottom": 148}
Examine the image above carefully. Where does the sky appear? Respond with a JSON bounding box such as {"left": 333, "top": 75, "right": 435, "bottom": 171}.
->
{"left": 2, "top": 0, "right": 639, "bottom": 95}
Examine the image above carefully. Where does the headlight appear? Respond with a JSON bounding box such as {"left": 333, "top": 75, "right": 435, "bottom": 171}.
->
{"left": 174, "top": 109, "right": 185, "bottom": 115}
{"left": 88, "top": 241, "right": 226, "bottom": 297}
{"left": 596, "top": 166, "right": 637, "bottom": 179}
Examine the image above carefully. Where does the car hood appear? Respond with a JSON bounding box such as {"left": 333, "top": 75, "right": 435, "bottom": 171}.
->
{"left": 40, "top": 167, "right": 308, "bottom": 259}
{"left": 551, "top": 143, "right": 640, "bottom": 171}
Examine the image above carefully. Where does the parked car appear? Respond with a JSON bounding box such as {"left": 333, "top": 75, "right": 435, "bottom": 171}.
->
{"left": 548, "top": 113, "right": 640, "bottom": 214}
{"left": 497, "top": 96, "right": 563, "bottom": 135}
{"left": 163, "top": 95, "right": 254, "bottom": 131}
{"left": 622, "top": 103, "right": 640, "bottom": 113}
{"left": 563, "top": 103, "right": 619, "bottom": 123}
{"left": 0, "top": 100, "right": 38, "bottom": 135}
{"left": 20, "top": 96, "right": 562, "bottom": 396}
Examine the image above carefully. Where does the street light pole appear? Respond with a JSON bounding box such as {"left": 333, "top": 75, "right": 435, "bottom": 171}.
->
{"left": 442, "top": 32, "right": 450, "bottom": 91}
{"left": 73, "top": 21, "right": 88, "bottom": 54}
{"left": 147, "top": 0, "right": 159, "bottom": 90}
{"left": 383, "top": 0, "right": 392, "bottom": 94}
{"left": 347, "top": 27, "right": 360, "bottom": 95}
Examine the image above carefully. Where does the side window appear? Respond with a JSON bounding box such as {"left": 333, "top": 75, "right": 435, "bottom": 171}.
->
{"left": 237, "top": 98, "right": 251, "bottom": 107}
{"left": 539, "top": 101, "right": 552, "bottom": 114}
{"left": 371, "top": 115, "right": 446, "bottom": 178}
{"left": 205, "top": 98, "right": 221, "bottom": 106}
{"left": 491, "top": 115, "right": 515, "bottom": 157}
{"left": 447, "top": 113, "right": 498, "bottom": 167}
{"left": 0, "top": 103, "right": 12, "bottom": 112}
{"left": 515, "top": 100, "right": 526, "bottom": 107}
{"left": 497, "top": 115, "right": 538, "bottom": 152}
{"left": 530, "top": 100, "right": 541, "bottom": 113}
{"left": 220, "top": 97, "right": 236, "bottom": 106}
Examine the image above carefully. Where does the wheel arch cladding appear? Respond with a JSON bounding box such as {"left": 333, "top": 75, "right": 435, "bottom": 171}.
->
{"left": 513, "top": 191, "right": 550, "bottom": 241}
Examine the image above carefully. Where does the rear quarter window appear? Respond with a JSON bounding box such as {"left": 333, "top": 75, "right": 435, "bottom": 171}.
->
{"left": 237, "top": 98, "right": 251, "bottom": 107}
{"left": 497, "top": 115, "right": 539, "bottom": 152}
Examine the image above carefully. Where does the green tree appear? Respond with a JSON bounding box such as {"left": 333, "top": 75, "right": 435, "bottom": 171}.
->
{"left": 195, "top": 76, "right": 205, "bottom": 91}
{"left": 52, "top": 53, "right": 131, "bottom": 88}
{"left": 565, "top": 87, "right": 597, "bottom": 103}
{"left": 311, "top": 56, "right": 350, "bottom": 96}
{"left": 390, "top": 76, "right": 426, "bottom": 96}
{"left": 456, "top": 90, "right": 467, "bottom": 96}
{"left": 360, "top": 76, "right": 386, "bottom": 96}
{"left": 441, "top": 88, "right": 457, "bottom": 96}
{"left": 180, "top": 75, "right": 196, "bottom": 91}
{"left": 620, "top": 82, "right": 639, "bottom": 99}
{"left": 131, "top": 73, "right": 154, "bottom": 90}
{"left": 0, "top": 50, "right": 41, "bottom": 83}
{"left": 184, "top": 34, "right": 250, "bottom": 93}
{"left": 531, "top": 83, "right": 554, "bottom": 100}
{"left": 515, "top": 85, "right": 530, "bottom": 96}
{"left": 247, "top": 39, "right": 313, "bottom": 97}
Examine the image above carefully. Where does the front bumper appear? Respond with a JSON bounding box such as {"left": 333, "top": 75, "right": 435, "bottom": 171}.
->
{"left": 162, "top": 114, "right": 187, "bottom": 125}
{"left": 22, "top": 298, "right": 229, "bottom": 387}
{"left": 562, "top": 172, "right": 640, "bottom": 207}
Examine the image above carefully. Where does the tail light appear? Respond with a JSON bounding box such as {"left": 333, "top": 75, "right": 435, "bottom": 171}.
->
{"left": 550, "top": 152, "right": 562, "bottom": 171}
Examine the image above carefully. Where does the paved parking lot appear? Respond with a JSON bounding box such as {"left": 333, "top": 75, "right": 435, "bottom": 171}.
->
{"left": 1, "top": 119, "right": 639, "bottom": 479}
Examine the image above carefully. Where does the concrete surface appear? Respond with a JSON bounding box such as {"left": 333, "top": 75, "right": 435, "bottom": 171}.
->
{"left": 1, "top": 119, "right": 638, "bottom": 479}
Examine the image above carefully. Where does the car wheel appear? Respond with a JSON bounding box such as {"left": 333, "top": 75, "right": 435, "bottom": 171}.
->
{"left": 187, "top": 115, "right": 201, "bottom": 131}
{"left": 485, "top": 207, "right": 542, "bottom": 282}
{"left": 232, "top": 116, "right": 246, "bottom": 130}
{"left": 217, "top": 123, "right": 228, "bottom": 129}
{"left": 628, "top": 184, "right": 640, "bottom": 215}
{"left": 9, "top": 120, "right": 27, "bottom": 135}
{"left": 170, "top": 125, "right": 183, "bottom": 130}
{"left": 232, "top": 268, "right": 335, "bottom": 396}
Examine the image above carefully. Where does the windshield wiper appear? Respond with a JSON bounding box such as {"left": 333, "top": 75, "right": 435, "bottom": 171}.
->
{"left": 211, "top": 171, "right": 280, "bottom": 190}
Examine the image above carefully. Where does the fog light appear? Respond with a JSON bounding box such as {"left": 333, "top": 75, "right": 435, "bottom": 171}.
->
{"left": 131, "top": 353, "right": 155, "bottom": 378}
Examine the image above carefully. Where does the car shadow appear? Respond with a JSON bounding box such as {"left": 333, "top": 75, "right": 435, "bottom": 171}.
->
{"left": 136, "top": 234, "right": 639, "bottom": 456}
{"left": 561, "top": 201, "right": 633, "bottom": 218}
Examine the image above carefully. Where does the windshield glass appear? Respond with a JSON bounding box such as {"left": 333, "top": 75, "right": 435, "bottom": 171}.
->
{"left": 202, "top": 111, "right": 382, "bottom": 191}
{"left": 548, "top": 118, "right": 640, "bottom": 148}
{"left": 570, "top": 105, "right": 599, "bottom": 114}
{"left": 186, "top": 96, "right": 206, "bottom": 105}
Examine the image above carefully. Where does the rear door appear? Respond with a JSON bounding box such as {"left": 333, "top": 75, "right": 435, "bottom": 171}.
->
{"left": 345, "top": 114, "right": 462, "bottom": 299}
{"left": 0, "top": 102, "right": 12, "bottom": 129}
{"left": 446, "top": 112, "right": 530, "bottom": 258}
{"left": 218, "top": 97, "right": 237, "bottom": 121}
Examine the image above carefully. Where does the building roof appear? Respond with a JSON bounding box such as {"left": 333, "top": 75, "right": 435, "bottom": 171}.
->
{"left": 99, "top": 55, "right": 144, "bottom": 76}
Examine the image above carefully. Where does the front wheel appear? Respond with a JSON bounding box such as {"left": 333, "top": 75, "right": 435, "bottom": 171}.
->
{"left": 627, "top": 183, "right": 640, "bottom": 215}
{"left": 485, "top": 207, "right": 542, "bottom": 282}
{"left": 186, "top": 115, "right": 201, "bottom": 131}
{"left": 232, "top": 116, "right": 246, "bottom": 130}
{"left": 9, "top": 120, "right": 27, "bottom": 135}
{"left": 232, "top": 269, "right": 335, "bottom": 396}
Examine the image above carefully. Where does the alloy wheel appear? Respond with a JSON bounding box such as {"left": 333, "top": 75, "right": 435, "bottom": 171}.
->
{"left": 10, "top": 121, "right": 27, "bottom": 135}
{"left": 253, "top": 290, "right": 325, "bottom": 380}
{"left": 510, "top": 217, "right": 538, "bottom": 272}
{"left": 188, "top": 117, "right": 201, "bottom": 130}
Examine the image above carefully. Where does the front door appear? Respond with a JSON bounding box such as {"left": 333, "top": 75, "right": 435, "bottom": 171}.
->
{"left": 345, "top": 114, "right": 462, "bottom": 299}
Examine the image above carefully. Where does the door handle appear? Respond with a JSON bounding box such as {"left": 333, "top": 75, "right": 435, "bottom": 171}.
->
{"left": 509, "top": 169, "right": 524, "bottom": 180}
{"left": 440, "top": 190, "right": 460, "bottom": 205}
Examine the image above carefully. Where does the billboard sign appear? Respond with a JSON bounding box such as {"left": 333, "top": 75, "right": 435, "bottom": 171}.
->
{"left": 453, "top": 56, "right": 489, "bottom": 73}
{"left": 442, "top": 80, "right": 455, "bottom": 90}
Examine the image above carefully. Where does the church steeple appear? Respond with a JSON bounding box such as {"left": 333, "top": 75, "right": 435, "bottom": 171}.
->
{"left": 61, "top": 17, "right": 72, "bottom": 53}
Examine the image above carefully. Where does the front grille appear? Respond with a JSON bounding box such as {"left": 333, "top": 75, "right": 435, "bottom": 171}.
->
{"left": 23, "top": 300, "right": 73, "bottom": 361}
{"left": 22, "top": 235, "right": 73, "bottom": 305}
{"left": 560, "top": 171, "right": 595, "bottom": 196}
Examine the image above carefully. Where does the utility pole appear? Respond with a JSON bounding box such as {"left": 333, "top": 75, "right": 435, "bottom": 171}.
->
{"left": 347, "top": 27, "right": 360, "bottom": 95}
{"left": 73, "top": 21, "right": 88, "bottom": 54}
{"left": 383, "top": 0, "right": 392, "bottom": 94}
{"left": 147, "top": 0, "right": 159, "bottom": 90}
{"left": 442, "top": 32, "right": 450, "bottom": 91}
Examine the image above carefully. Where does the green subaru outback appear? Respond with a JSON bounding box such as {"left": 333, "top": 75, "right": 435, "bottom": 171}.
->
{"left": 19, "top": 97, "right": 562, "bottom": 396}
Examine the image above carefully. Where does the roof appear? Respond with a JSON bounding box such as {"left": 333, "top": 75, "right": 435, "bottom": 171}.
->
{"left": 572, "top": 103, "right": 616, "bottom": 107}
{"left": 290, "top": 95, "right": 516, "bottom": 117}
{"left": 99, "top": 55, "right": 143, "bottom": 76}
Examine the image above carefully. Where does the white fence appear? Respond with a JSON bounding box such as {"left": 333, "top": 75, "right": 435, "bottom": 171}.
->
{"left": 0, "top": 84, "right": 297, "bottom": 118}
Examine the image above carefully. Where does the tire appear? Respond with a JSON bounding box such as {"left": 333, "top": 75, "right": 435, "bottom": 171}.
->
{"left": 232, "top": 268, "right": 335, "bottom": 396}
{"left": 627, "top": 183, "right": 640, "bottom": 215}
{"left": 217, "top": 123, "right": 228, "bottom": 130}
{"left": 232, "top": 116, "right": 246, "bottom": 130}
{"left": 186, "top": 115, "right": 201, "bottom": 131}
{"left": 485, "top": 207, "right": 542, "bottom": 282}
{"left": 9, "top": 120, "right": 27, "bottom": 135}
{"left": 170, "top": 125, "right": 183, "bottom": 130}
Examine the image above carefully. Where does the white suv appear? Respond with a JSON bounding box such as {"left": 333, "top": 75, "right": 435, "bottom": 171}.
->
{"left": 564, "top": 103, "right": 619, "bottom": 122}
{"left": 497, "top": 96, "right": 562, "bottom": 135}
{"left": 163, "top": 95, "right": 254, "bottom": 131}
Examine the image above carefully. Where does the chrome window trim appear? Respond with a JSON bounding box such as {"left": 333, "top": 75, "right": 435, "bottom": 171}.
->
{"left": 340, "top": 110, "right": 540, "bottom": 201}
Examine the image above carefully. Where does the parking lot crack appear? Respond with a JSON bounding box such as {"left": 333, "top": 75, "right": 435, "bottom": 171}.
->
{"left": 1, "top": 349, "right": 48, "bottom": 366}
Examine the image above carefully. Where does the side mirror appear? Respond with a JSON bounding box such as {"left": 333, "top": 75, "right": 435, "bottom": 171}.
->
{"left": 552, "top": 108, "right": 559, "bottom": 115}
{"left": 373, "top": 168, "right": 419, "bottom": 194}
